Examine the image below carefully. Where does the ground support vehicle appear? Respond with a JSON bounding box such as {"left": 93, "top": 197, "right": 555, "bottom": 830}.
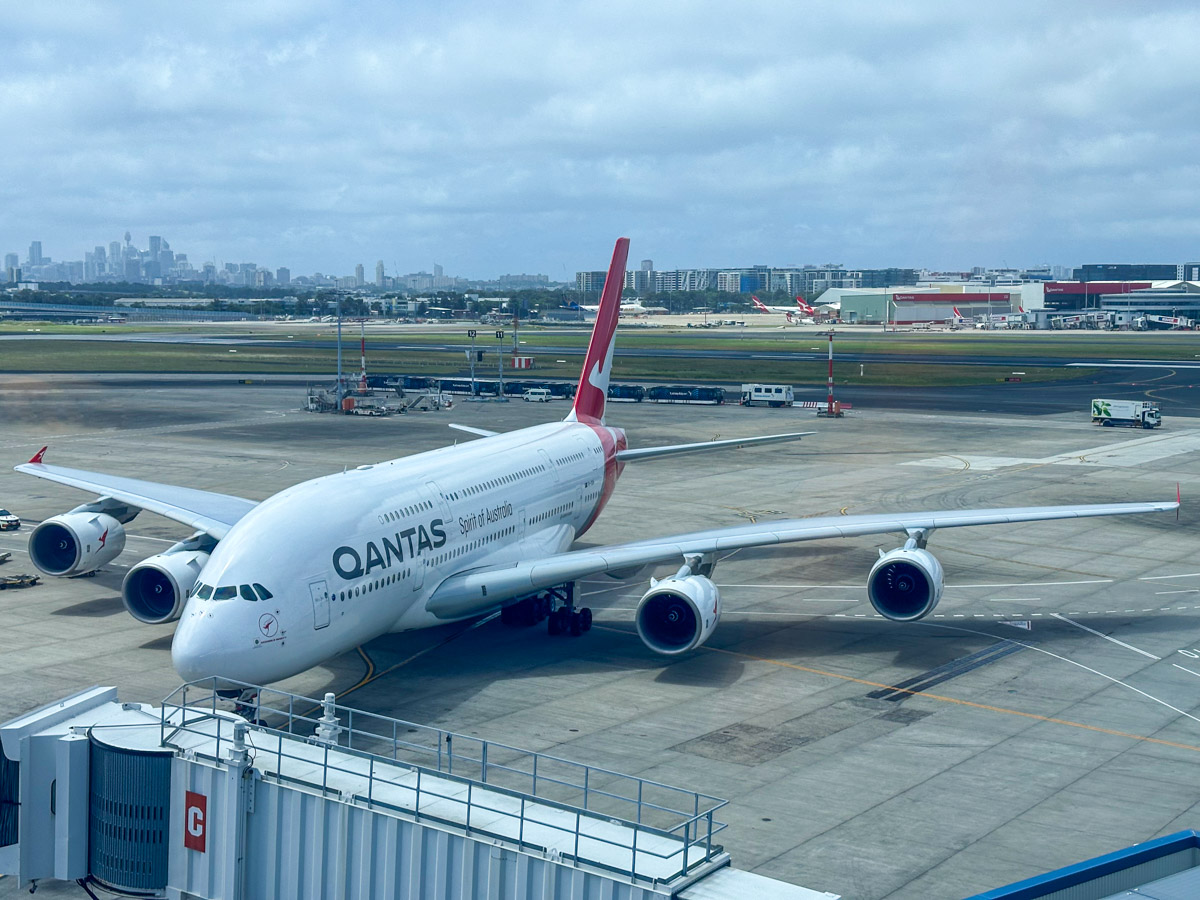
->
{"left": 1091, "top": 399, "right": 1161, "bottom": 429}
{"left": 0, "top": 508, "right": 19, "bottom": 530}
{"left": 740, "top": 384, "right": 794, "bottom": 407}
{"left": 647, "top": 385, "right": 726, "bottom": 405}
{"left": 0, "top": 573, "right": 39, "bottom": 589}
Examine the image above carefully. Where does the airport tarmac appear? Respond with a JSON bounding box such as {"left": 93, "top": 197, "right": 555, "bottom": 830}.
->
{"left": 2, "top": 380, "right": 1199, "bottom": 899}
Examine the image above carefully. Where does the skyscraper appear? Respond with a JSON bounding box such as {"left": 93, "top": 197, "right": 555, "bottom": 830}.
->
{"left": 375, "top": 260, "right": 385, "bottom": 287}
{"left": 149, "top": 235, "right": 162, "bottom": 261}
{"left": 3, "top": 253, "right": 16, "bottom": 271}
{"left": 28, "top": 241, "right": 42, "bottom": 266}
{"left": 109, "top": 242, "right": 121, "bottom": 274}
{"left": 433, "top": 263, "right": 443, "bottom": 278}
{"left": 355, "top": 263, "right": 365, "bottom": 286}
{"left": 276, "top": 267, "right": 291, "bottom": 285}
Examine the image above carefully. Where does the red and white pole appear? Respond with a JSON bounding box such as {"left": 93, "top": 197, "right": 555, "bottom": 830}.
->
{"left": 359, "top": 321, "right": 367, "bottom": 391}
{"left": 826, "top": 331, "right": 834, "bottom": 416}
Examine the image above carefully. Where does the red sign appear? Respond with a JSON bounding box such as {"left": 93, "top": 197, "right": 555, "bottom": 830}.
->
{"left": 184, "top": 791, "right": 207, "bottom": 852}
{"left": 892, "top": 292, "right": 1011, "bottom": 303}
{"left": 1045, "top": 281, "right": 1151, "bottom": 295}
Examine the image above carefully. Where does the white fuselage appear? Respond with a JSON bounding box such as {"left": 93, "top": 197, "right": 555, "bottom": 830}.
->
{"left": 171, "top": 420, "right": 624, "bottom": 684}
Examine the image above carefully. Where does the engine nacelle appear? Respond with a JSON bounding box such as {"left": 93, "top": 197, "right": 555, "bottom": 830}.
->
{"left": 29, "top": 512, "right": 126, "bottom": 577}
{"left": 122, "top": 550, "right": 210, "bottom": 624}
{"left": 867, "top": 547, "right": 944, "bottom": 621}
{"left": 635, "top": 575, "right": 721, "bottom": 655}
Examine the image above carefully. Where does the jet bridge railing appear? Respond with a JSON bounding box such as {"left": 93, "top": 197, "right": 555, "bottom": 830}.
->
{"left": 161, "top": 679, "right": 728, "bottom": 885}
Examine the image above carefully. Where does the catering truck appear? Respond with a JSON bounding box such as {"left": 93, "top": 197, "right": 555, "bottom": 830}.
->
{"left": 1091, "top": 398, "right": 1162, "bottom": 429}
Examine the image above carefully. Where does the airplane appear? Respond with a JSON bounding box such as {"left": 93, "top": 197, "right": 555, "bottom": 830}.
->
{"left": 573, "top": 299, "right": 648, "bottom": 317}
{"left": 15, "top": 238, "right": 1178, "bottom": 694}
{"left": 751, "top": 296, "right": 815, "bottom": 324}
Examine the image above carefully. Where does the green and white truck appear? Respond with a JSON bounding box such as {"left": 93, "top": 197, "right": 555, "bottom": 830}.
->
{"left": 1091, "top": 398, "right": 1161, "bottom": 429}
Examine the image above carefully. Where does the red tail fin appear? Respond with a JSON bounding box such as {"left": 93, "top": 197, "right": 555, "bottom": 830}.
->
{"left": 752, "top": 296, "right": 768, "bottom": 312}
{"left": 566, "top": 238, "right": 630, "bottom": 425}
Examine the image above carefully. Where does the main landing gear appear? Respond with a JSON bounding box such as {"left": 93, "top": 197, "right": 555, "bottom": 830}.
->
{"left": 500, "top": 583, "right": 592, "bottom": 637}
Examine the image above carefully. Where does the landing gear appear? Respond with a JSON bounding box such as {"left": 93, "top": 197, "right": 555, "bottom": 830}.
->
{"left": 501, "top": 583, "right": 591, "bottom": 637}
{"left": 233, "top": 689, "right": 266, "bottom": 726}
{"left": 548, "top": 605, "right": 591, "bottom": 636}
{"left": 500, "top": 594, "right": 550, "bottom": 626}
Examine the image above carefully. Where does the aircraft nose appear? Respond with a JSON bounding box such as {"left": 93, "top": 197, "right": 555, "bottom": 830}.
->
{"left": 171, "top": 608, "right": 229, "bottom": 682}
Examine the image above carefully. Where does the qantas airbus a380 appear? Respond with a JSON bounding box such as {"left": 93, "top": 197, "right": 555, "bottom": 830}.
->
{"left": 16, "top": 238, "right": 1178, "bottom": 688}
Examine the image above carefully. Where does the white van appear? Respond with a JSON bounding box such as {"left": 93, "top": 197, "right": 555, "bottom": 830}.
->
{"left": 522, "top": 388, "right": 552, "bottom": 403}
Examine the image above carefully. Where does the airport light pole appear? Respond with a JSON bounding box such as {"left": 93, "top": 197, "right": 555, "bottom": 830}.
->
{"left": 467, "top": 329, "right": 477, "bottom": 395}
{"left": 496, "top": 330, "right": 506, "bottom": 400}
{"left": 822, "top": 330, "right": 835, "bottom": 416}
{"left": 336, "top": 293, "right": 343, "bottom": 403}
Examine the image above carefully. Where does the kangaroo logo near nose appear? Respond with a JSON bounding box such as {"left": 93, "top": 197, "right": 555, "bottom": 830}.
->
{"left": 258, "top": 614, "right": 278, "bottom": 638}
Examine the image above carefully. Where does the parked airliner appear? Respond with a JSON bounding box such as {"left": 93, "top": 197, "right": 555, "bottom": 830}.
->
{"left": 16, "top": 238, "right": 1177, "bottom": 690}
{"left": 752, "top": 296, "right": 815, "bottom": 324}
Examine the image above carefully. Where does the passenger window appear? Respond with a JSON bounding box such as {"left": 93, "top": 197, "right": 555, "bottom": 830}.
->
{"left": 213, "top": 586, "right": 237, "bottom": 601}
{"left": 239, "top": 585, "right": 257, "bottom": 602}
{"left": 253, "top": 583, "right": 273, "bottom": 601}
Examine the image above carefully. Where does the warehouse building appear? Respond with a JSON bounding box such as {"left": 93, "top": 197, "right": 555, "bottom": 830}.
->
{"left": 839, "top": 290, "right": 1013, "bottom": 325}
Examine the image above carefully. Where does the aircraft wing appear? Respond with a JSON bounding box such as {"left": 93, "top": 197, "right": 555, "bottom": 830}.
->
{"left": 15, "top": 455, "right": 256, "bottom": 539}
{"left": 425, "top": 500, "right": 1177, "bottom": 619}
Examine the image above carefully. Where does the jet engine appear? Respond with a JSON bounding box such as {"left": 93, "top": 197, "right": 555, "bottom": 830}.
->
{"left": 867, "top": 547, "right": 944, "bottom": 621}
{"left": 122, "top": 550, "right": 210, "bottom": 624}
{"left": 29, "top": 512, "right": 126, "bottom": 577}
{"left": 635, "top": 574, "right": 721, "bottom": 655}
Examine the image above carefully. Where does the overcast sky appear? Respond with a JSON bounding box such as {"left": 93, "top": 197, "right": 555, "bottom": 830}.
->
{"left": 2, "top": 1, "right": 1198, "bottom": 278}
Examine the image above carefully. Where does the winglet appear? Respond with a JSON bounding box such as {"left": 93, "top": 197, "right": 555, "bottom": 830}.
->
{"left": 29, "top": 446, "right": 47, "bottom": 465}
{"left": 565, "top": 237, "right": 630, "bottom": 425}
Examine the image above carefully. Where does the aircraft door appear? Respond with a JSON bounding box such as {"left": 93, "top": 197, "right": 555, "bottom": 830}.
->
{"left": 309, "top": 579, "right": 330, "bottom": 629}
{"left": 539, "top": 449, "right": 559, "bottom": 482}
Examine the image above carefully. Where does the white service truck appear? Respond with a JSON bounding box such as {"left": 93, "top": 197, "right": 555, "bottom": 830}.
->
{"left": 740, "top": 383, "right": 794, "bottom": 407}
{"left": 1091, "top": 398, "right": 1161, "bottom": 429}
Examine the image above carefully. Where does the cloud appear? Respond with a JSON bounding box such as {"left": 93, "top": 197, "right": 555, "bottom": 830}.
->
{"left": 2, "top": 0, "right": 1199, "bottom": 276}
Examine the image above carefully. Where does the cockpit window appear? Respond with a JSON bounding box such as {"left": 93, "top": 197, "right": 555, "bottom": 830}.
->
{"left": 212, "top": 586, "right": 237, "bottom": 601}
{"left": 239, "top": 585, "right": 257, "bottom": 602}
{"left": 253, "top": 583, "right": 273, "bottom": 601}
{"left": 195, "top": 583, "right": 213, "bottom": 600}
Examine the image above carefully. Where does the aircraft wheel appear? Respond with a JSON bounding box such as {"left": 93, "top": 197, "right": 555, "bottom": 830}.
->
{"left": 569, "top": 612, "right": 582, "bottom": 636}
{"left": 580, "top": 608, "right": 593, "bottom": 632}
{"left": 548, "top": 609, "right": 563, "bottom": 636}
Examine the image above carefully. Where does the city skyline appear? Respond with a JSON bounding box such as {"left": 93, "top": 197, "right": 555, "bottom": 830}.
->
{"left": 3, "top": 3, "right": 1198, "bottom": 276}
{"left": 6, "top": 230, "right": 1084, "bottom": 291}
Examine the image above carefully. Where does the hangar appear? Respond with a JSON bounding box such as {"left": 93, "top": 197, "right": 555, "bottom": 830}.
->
{"left": 838, "top": 290, "right": 1014, "bottom": 325}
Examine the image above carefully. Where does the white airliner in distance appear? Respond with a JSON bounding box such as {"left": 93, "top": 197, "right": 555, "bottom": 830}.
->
{"left": 577, "top": 299, "right": 648, "bottom": 316}
{"left": 16, "top": 238, "right": 1178, "bottom": 692}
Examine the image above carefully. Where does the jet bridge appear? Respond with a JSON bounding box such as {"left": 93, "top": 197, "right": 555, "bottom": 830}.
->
{"left": 0, "top": 680, "right": 838, "bottom": 900}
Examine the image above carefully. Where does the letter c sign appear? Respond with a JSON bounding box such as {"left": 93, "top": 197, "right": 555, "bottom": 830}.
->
{"left": 184, "top": 790, "right": 206, "bottom": 852}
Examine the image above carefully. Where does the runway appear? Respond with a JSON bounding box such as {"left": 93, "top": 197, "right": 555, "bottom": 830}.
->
{"left": 1, "top": 378, "right": 1199, "bottom": 898}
